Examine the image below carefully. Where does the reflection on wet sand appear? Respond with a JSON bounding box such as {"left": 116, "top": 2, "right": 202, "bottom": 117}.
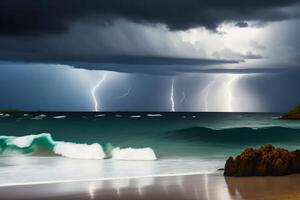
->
{"left": 225, "top": 174, "right": 300, "bottom": 200}
{"left": 1, "top": 173, "right": 300, "bottom": 200}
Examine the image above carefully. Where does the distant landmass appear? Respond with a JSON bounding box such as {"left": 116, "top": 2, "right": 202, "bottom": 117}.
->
{"left": 282, "top": 105, "right": 300, "bottom": 120}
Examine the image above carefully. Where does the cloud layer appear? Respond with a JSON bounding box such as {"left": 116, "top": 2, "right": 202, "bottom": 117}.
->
{"left": 0, "top": 1, "right": 299, "bottom": 76}
{"left": 1, "top": 0, "right": 299, "bottom": 36}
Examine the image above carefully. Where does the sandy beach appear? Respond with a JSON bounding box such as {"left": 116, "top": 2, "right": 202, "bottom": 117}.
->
{"left": 1, "top": 172, "right": 300, "bottom": 200}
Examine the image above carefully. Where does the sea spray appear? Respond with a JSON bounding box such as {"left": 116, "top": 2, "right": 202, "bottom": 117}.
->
{"left": 112, "top": 147, "right": 157, "bottom": 160}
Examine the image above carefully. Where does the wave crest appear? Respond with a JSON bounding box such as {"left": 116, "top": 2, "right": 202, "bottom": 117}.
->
{"left": 167, "top": 126, "right": 300, "bottom": 145}
{"left": 0, "top": 134, "right": 157, "bottom": 160}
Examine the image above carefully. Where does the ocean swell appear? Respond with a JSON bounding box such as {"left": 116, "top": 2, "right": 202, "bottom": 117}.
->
{"left": 0, "top": 134, "right": 157, "bottom": 160}
{"left": 166, "top": 126, "right": 300, "bottom": 145}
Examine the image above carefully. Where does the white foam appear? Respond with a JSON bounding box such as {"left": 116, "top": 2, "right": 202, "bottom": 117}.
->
{"left": 147, "top": 114, "right": 163, "bottom": 117}
{"left": 11, "top": 135, "right": 35, "bottom": 148}
{"left": 54, "top": 142, "right": 106, "bottom": 159}
{"left": 95, "top": 114, "right": 105, "bottom": 117}
{"left": 272, "top": 116, "right": 280, "bottom": 119}
{"left": 31, "top": 116, "right": 44, "bottom": 120}
{"left": 115, "top": 115, "right": 122, "bottom": 117}
{"left": 30, "top": 114, "right": 46, "bottom": 120}
{"left": 130, "top": 115, "right": 141, "bottom": 118}
{"left": 53, "top": 115, "right": 66, "bottom": 119}
{"left": 112, "top": 147, "right": 157, "bottom": 161}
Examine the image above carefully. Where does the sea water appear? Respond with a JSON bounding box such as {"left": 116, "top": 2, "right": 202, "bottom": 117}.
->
{"left": 0, "top": 112, "right": 299, "bottom": 186}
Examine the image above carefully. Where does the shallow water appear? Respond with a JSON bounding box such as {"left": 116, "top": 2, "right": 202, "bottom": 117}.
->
{"left": 0, "top": 156, "right": 225, "bottom": 186}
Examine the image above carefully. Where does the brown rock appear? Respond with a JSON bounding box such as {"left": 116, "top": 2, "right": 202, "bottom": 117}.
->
{"left": 224, "top": 144, "right": 300, "bottom": 176}
{"left": 282, "top": 105, "right": 300, "bottom": 119}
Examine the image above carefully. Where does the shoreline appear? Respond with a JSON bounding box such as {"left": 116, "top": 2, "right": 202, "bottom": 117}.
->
{"left": 0, "top": 171, "right": 214, "bottom": 188}
{"left": 2, "top": 172, "right": 300, "bottom": 199}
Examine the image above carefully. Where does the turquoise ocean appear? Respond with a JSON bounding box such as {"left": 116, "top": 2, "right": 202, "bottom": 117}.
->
{"left": 0, "top": 112, "right": 299, "bottom": 186}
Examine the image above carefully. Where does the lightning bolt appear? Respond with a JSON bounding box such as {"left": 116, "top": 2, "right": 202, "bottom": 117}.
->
{"left": 170, "top": 79, "right": 175, "bottom": 112}
{"left": 202, "top": 76, "right": 218, "bottom": 112}
{"left": 117, "top": 87, "right": 132, "bottom": 99}
{"left": 91, "top": 72, "right": 107, "bottom": 112}
{"left": 180, "top": 91, "right": 186, "bottom": 104}
{"left": 226, "top": 75, "right": 239, "bottom": 112}
{"left": 201, "top": 75, "right": 241, "bottom": 112}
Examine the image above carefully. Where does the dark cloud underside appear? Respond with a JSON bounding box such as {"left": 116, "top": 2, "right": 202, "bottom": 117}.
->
{"left": 0, "top": 0, "right": 299, "bottom": 36}
{"left": 45, "top": 56, "right": 241, "bottom": 75}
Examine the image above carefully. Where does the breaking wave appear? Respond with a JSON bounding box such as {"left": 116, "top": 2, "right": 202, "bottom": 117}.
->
{"left": 54, "top": 142, "right": 106, "bottom": 159}
{"left": 0, "top": 134, "right": 157, "bottom": 160}
{"left": 112, "top": 147, "right": 157, "bottom": 160}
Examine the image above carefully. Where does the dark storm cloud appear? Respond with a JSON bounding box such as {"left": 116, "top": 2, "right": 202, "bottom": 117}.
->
{"left": 0, "top": 18, "right": 242, "bottom": 75}
{"left": 212, "top": 49, "right": 263, "bottom": 60}
{"left": 235, "top": 21, "right": 249, "bottom": 28}
{"left": 60, "top": 56, "right": 241, "bottom": 75}
{"left": 67, "top": 56, "right": 239, "bottom": 66}
{"left": 242, "top": 52, "right": 263, "bottom": 59}
{"left": 173, "top": 67, "right": 289, "bottom": 74}
{"left": 0, "top": 0, "right": 299, "bottom": 36}
{"left": 63, "top": 58, "right": 294, "bottom": 75}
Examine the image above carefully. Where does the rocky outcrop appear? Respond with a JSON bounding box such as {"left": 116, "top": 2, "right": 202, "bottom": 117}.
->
{"left": 224, "top": 144, "right": 300, "bottom": 176}
{"left": 282, "top": 105, "right": 300, "bottom": 119}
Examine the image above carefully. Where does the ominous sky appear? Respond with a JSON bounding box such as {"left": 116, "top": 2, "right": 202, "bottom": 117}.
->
{"left": 0, "top": 0, "right": 300, "bottom": 112}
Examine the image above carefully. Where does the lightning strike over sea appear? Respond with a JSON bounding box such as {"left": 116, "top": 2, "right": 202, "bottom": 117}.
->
{"left": 226, "top": 75, "right": 240, "bottom": 112}
{"left": 202, "top": 76, "right": 219, "bottom": 112}
{"left": 91, "top": 72, "right": 107, "bottom": 112}
{"left": 180, "top": 91, "right": 186, "bottom": 104}
{"left": 117, "top": 87, "right": 132, "bottom": 99}
{"left": 170, "top": 79, "right": 175, "bottom": 112}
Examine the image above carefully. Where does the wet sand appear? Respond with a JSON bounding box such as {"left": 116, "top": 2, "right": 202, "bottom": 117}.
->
{"left": 1, "top": 172, "right": 300, "bottom": 200}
